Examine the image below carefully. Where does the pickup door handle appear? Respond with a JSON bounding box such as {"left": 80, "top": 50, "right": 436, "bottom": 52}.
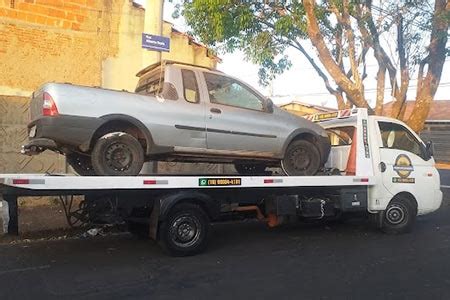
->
{"left": 210, "top": 108, "right": 222, "bottom": 114}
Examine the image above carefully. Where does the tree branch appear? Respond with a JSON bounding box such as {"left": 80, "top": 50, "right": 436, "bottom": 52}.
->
{"left": 303, "top": 0, "right": 370, "bottom": 110}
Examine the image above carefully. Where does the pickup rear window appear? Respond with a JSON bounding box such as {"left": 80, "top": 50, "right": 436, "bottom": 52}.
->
{"left": 135, "top": 69, "right": 164, "bottom": 96}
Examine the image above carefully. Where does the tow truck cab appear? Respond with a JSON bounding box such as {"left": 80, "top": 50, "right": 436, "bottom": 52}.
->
{"left": 320, "top": 109, "right": 442, "bottom": 216}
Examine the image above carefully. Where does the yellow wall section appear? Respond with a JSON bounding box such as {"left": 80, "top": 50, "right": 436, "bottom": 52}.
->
{"left": 0, "top": 0, "right": 219, "bottom": 95}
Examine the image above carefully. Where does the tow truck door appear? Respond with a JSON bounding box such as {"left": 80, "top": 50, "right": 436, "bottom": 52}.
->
{"left": 376, "top": 120, "right": 435, "bottom": 202}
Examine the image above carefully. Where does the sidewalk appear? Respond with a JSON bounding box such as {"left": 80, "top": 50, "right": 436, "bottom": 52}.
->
{"left": 0, "top": 202, "right": 70, "bottom": 236}
{"left": 436, "top": 162, "right": 450, "bottom": 170}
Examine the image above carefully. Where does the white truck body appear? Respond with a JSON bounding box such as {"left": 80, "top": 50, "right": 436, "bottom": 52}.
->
{"left": 0, "top": 108, "right": 443, "bottom": 255}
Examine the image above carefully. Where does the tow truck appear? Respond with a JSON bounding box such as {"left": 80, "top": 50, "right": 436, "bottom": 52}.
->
{"left": 0, "top": 109, "right": 442, "bottom": 256}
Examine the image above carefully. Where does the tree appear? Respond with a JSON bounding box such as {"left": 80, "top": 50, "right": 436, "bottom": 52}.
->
{"left": 174, "top": 0, "right": 450, "bottom": 131}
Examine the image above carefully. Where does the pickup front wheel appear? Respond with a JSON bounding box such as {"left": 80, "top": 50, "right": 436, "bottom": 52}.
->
{"left": 281, "top": 139, "right": 321, "bottom": 176}
{"left": 91, "top": 132, "right": 144, "bottom": 176}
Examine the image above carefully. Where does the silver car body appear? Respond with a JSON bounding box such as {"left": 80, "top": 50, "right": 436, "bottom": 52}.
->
{"left": 27, "top": 63, "right": 329, "bottom": 164}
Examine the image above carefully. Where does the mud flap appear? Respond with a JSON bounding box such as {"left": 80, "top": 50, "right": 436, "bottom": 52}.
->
{"left": 148, "top": 199, "right": 160, "bottom": 240}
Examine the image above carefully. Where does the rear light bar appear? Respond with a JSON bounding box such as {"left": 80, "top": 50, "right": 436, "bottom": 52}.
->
{"left": 42, "top": 92, "right": 59, "bottom": 116}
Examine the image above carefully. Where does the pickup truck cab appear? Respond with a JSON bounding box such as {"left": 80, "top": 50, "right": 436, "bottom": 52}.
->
{"left": 23, "top": 61, "right": 330, "bottom": 176}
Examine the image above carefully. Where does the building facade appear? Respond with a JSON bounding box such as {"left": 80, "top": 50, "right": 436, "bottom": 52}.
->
{"left": 0, "top": 0, "right": 219, "bottom": 178}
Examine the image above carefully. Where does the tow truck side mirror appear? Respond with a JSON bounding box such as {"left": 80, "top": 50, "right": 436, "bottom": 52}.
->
{"left": 425, "top": 140, "right": 434, "bottom": 157}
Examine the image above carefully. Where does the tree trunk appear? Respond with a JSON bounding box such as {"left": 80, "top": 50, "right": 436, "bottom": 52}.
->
{"left": 375, "top": 66, "right": 386, "bottom": 115}
{"left": 407, "top": 0, "right": 449, "bottom": 132}
{"left": 303, "top": 0, "right": 371, "bottom": 111}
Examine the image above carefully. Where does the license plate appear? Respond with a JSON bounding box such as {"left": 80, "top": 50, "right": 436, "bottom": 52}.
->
{"left": 29, "top": 126, "right": 36, "bottom": 137}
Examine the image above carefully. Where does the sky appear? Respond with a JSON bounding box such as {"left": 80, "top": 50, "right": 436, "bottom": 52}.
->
{"left": 138, "top": 0, "right": 450, "bottom": 109}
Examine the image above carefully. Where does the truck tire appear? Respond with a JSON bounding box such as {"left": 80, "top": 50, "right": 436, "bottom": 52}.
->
{"left": 281, "top": 139, "right": 321, "bottom": 176}
{"left": 234, "top": 163, "right": 267, "bottom": 175}
{"left": 91, "top": 132, "right": 144, "bottom": 176}
{"left": 158, "top": 203, "right": 209, "bottom": 256}
{"left": 381, "top": 196, "right": 416, "bottom": 234}
{"left": 66, "top": 153, "right": 96, "bottom": 176}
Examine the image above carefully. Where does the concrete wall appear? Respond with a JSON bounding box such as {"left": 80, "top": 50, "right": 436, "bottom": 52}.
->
{"left": 0, "top": 95, "right": 65, "bottom": 173}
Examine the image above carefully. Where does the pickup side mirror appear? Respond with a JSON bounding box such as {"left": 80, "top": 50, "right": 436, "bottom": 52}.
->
{"left": 266, "top": 98, "right": 274, "bottom": 113}
{"left": 425, "top": 140, "right": 434, "bottom": 157}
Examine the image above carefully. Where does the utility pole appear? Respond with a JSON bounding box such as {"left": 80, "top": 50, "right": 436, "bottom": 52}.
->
{"left": 143, "top": 0, "right": 165, "bottom": 66}
{"left": 141, "top": 0, "right": 164, "bottom": 174}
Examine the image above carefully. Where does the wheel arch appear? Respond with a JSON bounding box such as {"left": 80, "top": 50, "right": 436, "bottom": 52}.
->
{"left": 281, "top": 129, "right": 320, "bottom": 157}
{"left": 89, "top": 114, "right": 154, "bottom": 154}
{"left": 158, "top": 191, "right": 220, "bottom": 222}
{"left": 391, "top": 191, "right": 418, "bottom": 215}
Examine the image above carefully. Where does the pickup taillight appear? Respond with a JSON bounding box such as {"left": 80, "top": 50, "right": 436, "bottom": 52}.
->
{"left": 42, "top": 92, "right": 59, "bottom": 116}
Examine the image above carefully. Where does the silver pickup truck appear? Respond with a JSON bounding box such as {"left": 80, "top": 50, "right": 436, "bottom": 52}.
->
{"left": 23, "top": 61, "right": 330, "bottom": 176}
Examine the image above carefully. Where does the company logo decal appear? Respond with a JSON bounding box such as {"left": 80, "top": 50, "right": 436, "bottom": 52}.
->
{"left": 392, "top": 154, "right": 415, "bottom": 183}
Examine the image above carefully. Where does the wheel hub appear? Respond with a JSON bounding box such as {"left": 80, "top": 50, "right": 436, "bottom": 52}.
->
{"left": 386, "top": 204, "right": 405, "bottom": 225}
{"left": 170, "top": 215, "right": 201, "bottom": 247}
{"left": 105, "top": 143, "right": 132, "bottom": 171}
{"left": 289, "top": 147, "right": 310, "bottom": 170}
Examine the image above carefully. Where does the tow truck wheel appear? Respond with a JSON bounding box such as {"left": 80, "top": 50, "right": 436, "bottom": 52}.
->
{"left": 381, "top": 196, "right": 416, "bottom": 234}
{"left": 281, "top": 139, "right": 321, "bottom": 176}
{"left": 158, "top": 203, "right": 209, "bottom": 256}
{"left": 66, "top": 153, "right": 96, "bottom": 176}
{"left": 91, "top": 132, "right": 144, "bottom": 176}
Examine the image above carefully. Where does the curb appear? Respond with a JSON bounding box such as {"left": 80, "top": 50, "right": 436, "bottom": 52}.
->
{"left": 436, "top": 163, "right": 450, "bottom": 170}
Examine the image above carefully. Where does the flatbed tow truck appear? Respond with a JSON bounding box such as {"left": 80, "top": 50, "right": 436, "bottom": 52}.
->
{"left": 0, "top": 109, "right": 443, "bottom": 256}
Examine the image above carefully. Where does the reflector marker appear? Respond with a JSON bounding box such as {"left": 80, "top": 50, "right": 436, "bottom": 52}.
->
{"left": 264, "top": 179, "right": 283, "bottom": 184}
{"left": 143, "top": 179, "right": 168, "bottom": 185}
{"left": 12, "top": 179, "right": 45, "bottom": 185}
{"left": 353, "top": 178, "right": 369, "bottom": 183}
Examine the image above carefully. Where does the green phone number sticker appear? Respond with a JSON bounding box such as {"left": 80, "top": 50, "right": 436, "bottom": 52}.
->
{"left": 199, "top": 178, "right": 242, "bottom": 186}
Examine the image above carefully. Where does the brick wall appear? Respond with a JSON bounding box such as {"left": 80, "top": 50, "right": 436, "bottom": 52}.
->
{"left": 0, "top": 0, "right": 98, "bottom": 31}
{"left": 0, "top": 0, "right": 122, "bottom": 91}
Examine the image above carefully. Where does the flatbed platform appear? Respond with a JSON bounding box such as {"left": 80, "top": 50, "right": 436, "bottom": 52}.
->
{"left": 0, "top": 173, "right": 374, "bottom": 195}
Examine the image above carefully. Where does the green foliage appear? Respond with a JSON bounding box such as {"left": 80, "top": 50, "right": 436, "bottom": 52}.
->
{"left": 172, "top": 0, "right": 446, "bottom": 89}
{"left": 172, "top": 0, "right": 305, "bottom": 85}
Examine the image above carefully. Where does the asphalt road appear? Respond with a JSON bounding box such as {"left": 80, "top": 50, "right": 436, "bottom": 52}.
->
{"left": 0, "top": 185, "right": 449, "bottom": 300}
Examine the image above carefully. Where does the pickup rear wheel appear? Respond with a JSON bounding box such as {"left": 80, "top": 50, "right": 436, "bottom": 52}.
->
{"left": 281, "top": 139, "right": 321, "bottom": 176}
{"left": 66, "top": 153, "right": 95, "bottom": 176}
{"left": 91, "top": 132, "right": 144, "bottom": 176}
